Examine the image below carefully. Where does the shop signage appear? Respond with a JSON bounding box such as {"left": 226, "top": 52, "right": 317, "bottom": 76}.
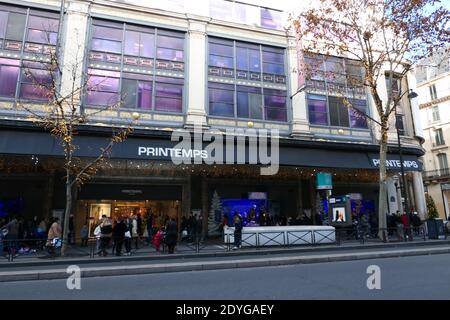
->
{"left": 138, "top": 147, "right": 208, "bottom": 160}
{"left": 370, "top": 158, "right": 422, "bottom": 170}
{"left": 121, "top": 189, "right": 143, "bottom": 196}
{"left": 316, "top": 172, "right": 333, "bottom": 190}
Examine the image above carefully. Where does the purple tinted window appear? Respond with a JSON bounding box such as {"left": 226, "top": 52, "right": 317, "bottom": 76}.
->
{"left": 88, "top": 76, "right": 119, "bottom": 93}
{"left": 236, "top": 48, "right": 248, "bottom": 70}
{"left": 0, "top": 65, "right": 19, "bottom": 97}
{"left": 260, "top": 9, "right": 282, "bottom": 30}
{"left": 85, "top": 91, "right": 119, "bottom": 106}
{"left": 264, "top": 94, "right": 286, "bottom": 108}
{"left": 265, "top": 108, "right": 287, "bottom": 122}
{"left": 209, "top": 55, "right": 233, "bottom": 68}
{"left": 0, "top": 58, "right": 20, "bottom": 66}
{"left": 91, "top": 39, "right": 122, "bottom": 53}
{"left": 350, "top": 99, "right": 368, "bottom": 129}
{"left": 209, "top": 88, "right": 234, "bottom": 104}
{"left": 157, "top": 35, "right": 184, "bottom": 50}
{"left": 308, "top": 95, "right": 328, "bottom": 125}
{"left": 210, "top": 43, "right": 233, "bottom": 57}
{"left": 155, "top": 97, "right": 182, "bottom": 112}
{"left": 28, "top": 16, "right": 59, "bottom": 32}
{"left": 209, "top": 86, "right": 234, "bottom": 117}
{"left": 27, "top": 29, "right": 57, "bottom": 45}
{"left": 138, "top": 82, "right": 152, "bottom": 110}
{"left": 155, "top": 82, "right": 182, "bottom": 112}
{"left": 140, "top": 33, "right": 155, "bottom": 58}
{"left": 263, "top": 62, "right": 284, "bottom": 75}
{"left": 124, "top": 31, "right": 140, "bottom": 56}
{"left": 22, "top": 69, "right": 52, "bottom": 85}
{"left": 20, "top": 83, "right": 51, "bottom": 101}
{"left": 0, "top": 11, "right": 7, "bottom": 38}
{"left": 210, "top": 103, "right": 234, "bottom": 117}
{"left": 157, "top": 48, "right": 183, "bottom": 61}
{"left": 92, "top": 26, "right": 123, "bottom": 41}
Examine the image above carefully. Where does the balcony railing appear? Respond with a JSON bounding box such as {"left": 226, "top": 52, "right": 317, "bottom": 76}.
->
{"left": 423, "top": 169, "right": 450, "bottom": 180}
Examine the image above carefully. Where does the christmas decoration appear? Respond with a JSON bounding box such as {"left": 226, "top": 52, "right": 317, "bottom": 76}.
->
{"left": 208, "top": 191, "right": 222, "bottom": 237}
{"left": 426, "top": 194, "right": 439, "bottom": 220}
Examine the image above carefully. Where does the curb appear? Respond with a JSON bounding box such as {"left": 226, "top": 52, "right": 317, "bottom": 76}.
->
{"left": 1, "top": 239, "right": 449, "bottom": 269}
{"left": 1, "top": 246, "right": 450, "bottom": 282}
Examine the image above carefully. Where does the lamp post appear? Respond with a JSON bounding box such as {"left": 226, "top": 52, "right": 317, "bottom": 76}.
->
{"left": 395, "top": 89, "right": 418, "bottom": 240}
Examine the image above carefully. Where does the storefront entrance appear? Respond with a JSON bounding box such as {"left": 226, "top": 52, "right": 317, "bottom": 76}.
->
{"left": 81, "top": 200, "right": 181, "bottom": 237}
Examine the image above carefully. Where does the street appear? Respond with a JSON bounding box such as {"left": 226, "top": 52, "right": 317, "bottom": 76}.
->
{"left": 1, "top": 253, "right": 450, "bottom": 299}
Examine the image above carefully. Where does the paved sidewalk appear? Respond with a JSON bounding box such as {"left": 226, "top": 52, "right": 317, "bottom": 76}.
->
{"left": 1, "top": 243, "right": 450, "bottom": 282}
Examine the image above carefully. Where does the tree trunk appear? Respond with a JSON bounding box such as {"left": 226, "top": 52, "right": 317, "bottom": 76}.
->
{"left": 378, "top": 128, "right": 389, "bottom": 242}
{"left": 61, "top": 170, "right": 72, "bottom": 256}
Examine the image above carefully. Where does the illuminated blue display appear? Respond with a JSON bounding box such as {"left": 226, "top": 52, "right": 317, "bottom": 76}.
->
{"left": 222, "top": 199, "right": 268, "bottom": 226}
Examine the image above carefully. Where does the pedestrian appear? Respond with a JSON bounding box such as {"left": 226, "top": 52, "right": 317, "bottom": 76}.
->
{"left": 98, "top": 215, "right": 112, "bottom": 257}
{"left": 233, "top": 212, "right": 243, "bottom": 250}
{"left": 124, "top": 217, "right": 132, "bottom": 256}
{"left": 153, "top": 228, "right": 164, "bottom": 253}
{"left": 46, "top": 217, "right": 62, "bottom": 256}
{"left": 165, "top": 218, "right": 178, "bottom": 254}
{"left": 80, "top": 223, "right": 89, "bottom": 247}
{"left": 146, "top": 212, "right": 153, "bottom": 245}
{"left": 112, "top": 217, "right": 127, "bottom": 256}
{"left": 6, "top": 216, "right": 19, "bottom": 257}
{"left": 131, "top": 215, "right": 138, "bottom": 249}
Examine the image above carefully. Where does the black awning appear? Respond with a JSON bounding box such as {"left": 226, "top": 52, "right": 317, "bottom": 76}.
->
{"left": 0, "top": 129, "right": 423, "bottom": 172}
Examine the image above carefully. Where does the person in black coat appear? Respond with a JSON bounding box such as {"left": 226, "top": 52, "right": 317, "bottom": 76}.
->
{"left": 165, "top": 218, "right": 178, "bottom": 254}
{"left": 113, "top": 218, "right": 127, "bottom": 256}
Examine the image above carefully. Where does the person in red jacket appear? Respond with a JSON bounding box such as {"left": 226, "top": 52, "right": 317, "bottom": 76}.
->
{"left": 401, "top": 212, "right": 413, "bottom": 241}
{"left": 153, "top": 228, "right": 164, "bottom": 253}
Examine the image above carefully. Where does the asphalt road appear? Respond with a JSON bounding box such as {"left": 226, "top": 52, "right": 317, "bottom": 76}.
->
{"left": 1, "top": 253, "right": 450, "bottom": 300}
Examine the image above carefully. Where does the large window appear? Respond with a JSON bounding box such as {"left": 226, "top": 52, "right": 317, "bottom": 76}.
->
{"left": 303, "top": 53, "right": 365, "bottom": 96}
{"left": 307, "top": 94, "right": 368, "bottom": 129}
{"left": 429, "top": 84, "right": 438, "bottom": 101}
{"left": 435, "top": 128, "right": 445, "bottom": 146}
{"left": 431, "top": 105, "right": 440, "bottom": 123}
{"left": 208, "top": 37, "right": 288, "bottom": 122}
{"left": 0, "top": 5, "right": 59, "bottom": 101}
{"left": 87, "top": 20, "right": 185, "bottom": 113}
{"left": 437, "top": 153, "right": 449, "bottom": 173}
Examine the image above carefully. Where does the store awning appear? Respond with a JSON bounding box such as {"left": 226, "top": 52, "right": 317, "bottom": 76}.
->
{"left": 0, "top": 129, "right": 423, "bottom": 172}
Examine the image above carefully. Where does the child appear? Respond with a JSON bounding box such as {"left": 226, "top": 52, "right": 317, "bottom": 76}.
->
{"left": 152, "top": 228, "right": 164, "bottom": 253}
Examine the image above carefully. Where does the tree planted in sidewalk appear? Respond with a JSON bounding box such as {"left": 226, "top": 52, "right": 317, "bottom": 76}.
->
{"left": 17, "top": 24, "right": 137, "bottom": 256}
{"left": 291, "top": 0, "right": 449, "bottom": 240}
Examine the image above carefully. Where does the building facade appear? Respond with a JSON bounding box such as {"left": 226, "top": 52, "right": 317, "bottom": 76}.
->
{"left": 418, "top": 49, "right": 450, "bottom": 219}
{"left": 0, "top": 0, "right": 426, "bottom": 237}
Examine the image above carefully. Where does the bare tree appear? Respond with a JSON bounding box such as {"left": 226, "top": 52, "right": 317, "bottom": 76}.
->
{"left": 17, "top": 25, "right": 137, "bottom": 256}
{"left": 291, "top": 0, "right": 449, "bottom": 240}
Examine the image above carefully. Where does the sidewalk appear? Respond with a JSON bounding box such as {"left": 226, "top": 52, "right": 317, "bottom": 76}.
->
{"left": 1, "top": 240, "right": 450, "bottom": 282}
{"left": 1, "top": 237, "right": 449, "bottom": 270}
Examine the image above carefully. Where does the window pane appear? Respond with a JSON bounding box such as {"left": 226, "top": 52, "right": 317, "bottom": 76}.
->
{"left": 20, "top": 83, "right": 51, "bottom": 101}
{"left": 209, "top": 55, "right": 233, "bottom": 68}
{"left": 157, "top": 35, "right": 184, "bottom": 50}
{"left": 156, "top": 83, "right": 182, "bottom": 99}
{"left": 22, "top": 69, "right": 52, "bottom": 85}
{"left": 209, "top": 88, "right": 234, "bottom": 104}
{"left": 237, "top": 92, "right": 249, "bottom": 118}
{"left": 260, "top": 8, "right": 282, "bottom": 30}
{"left": 137, "top": 82, "right": 152, "bottom": 110}
{"left": 210, "top": 103, "right": 234, "bottom": 117}
{"left": 0, "top": 66, "right": 19, "bottom": 97}
{"left": 210, "top": 43, "right": 233, "bottom": 56}
{"left": 155, "top": 97, "right": 182, "bottom": 112}
{"left": 329, "top": 96, "right": 349, "bottom": 127}
{"left": 85, "top": 91, "right": 119, "bottom": 106}
{"left": 349, "top": 99, "right": 368, "bottom": 128}
{"left": 6, "top": 13, "right": 26, "bottom": 41}
{"left": 92, "top": 25, "right": 123, "bottom": 41}
{"left": 28, "top": 16, "right": 59, "bottom": 32}
{"left": 263, "top": 63, "right": 284, "bottom": 75}
{"left": 88, "top": 76, "right": 119, "bottom": 93}
{"left": 140, "top": 33, "right": 155, "bottom": 58}
{"left": 265, "top": 108, "right": 287, "bottom": 121}
{"left": 249, "top": 49, "right": 261, "bottom": 72}
{"left": 263, "top": 51, "right": 284, "bottom": 64}
{"left": 124, "top": 31, "right": 140, "bottom": 56}
{"left": 157, "top": 48, "right": 183, "bottom": 61}
{"left": 264, "top": 94, "right": 286, "bottom": 108}
{"left": 308, "top": 95, "right": 328, "bottom": 125}
{"left": 236, "top": 48, "right": 248, "bottom": 70}
{"left": 0, "top": 11, "right": 8, "bottom": 38}
{"left": 121, "top": 79, "right": 137, "bottom": 108}
{"left": 91, "top": 39, "right": 122, "bottom": 53}
{"left": 249, "top": 93, "right": 262, "bottom": 119}
{"left": 27, "top": 30, "right": 57, "bottom": 45}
